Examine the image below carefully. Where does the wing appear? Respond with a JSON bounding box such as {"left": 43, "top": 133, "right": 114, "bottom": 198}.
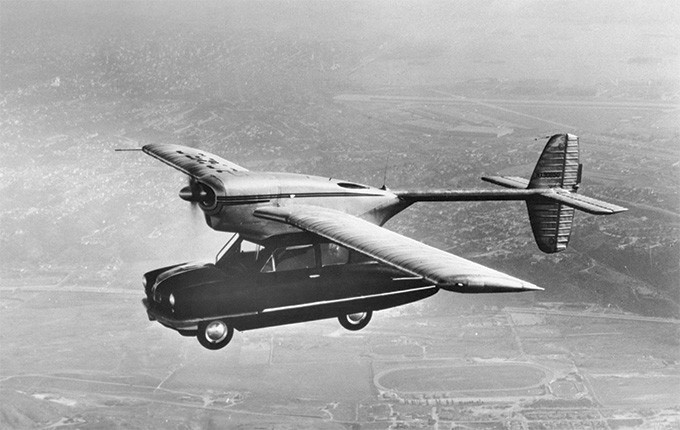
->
{"left": 254, "top": 206, "right": 541, "bottom": 293}
{"left": 142, "top": 143, "right": 248, "bottom": 179}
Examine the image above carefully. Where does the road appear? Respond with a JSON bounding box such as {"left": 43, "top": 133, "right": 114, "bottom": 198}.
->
{"left": 334, "top": 94, "right": 679, "bottom": 111}
{"left": 505, "top": 307, "right": 680, "bottom": 324}
{"left": 0, "top": 285, "right": 140, "bottom": 297}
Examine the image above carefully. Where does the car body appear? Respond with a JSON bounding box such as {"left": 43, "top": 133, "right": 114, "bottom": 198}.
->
{"left": 142, "top": 234, "right": 438, "bottom": 346}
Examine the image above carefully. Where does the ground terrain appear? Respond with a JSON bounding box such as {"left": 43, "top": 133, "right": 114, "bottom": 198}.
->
{"left": 1, "top": 1, "right": 678, "bottom": 428}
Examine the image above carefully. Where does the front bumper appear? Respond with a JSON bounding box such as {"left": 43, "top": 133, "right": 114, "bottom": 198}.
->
{"left": 142, "top": 298, "right": 257, "bottom": 332}
{"left": 142, "top": 298, "right": 200, "bottom": 331}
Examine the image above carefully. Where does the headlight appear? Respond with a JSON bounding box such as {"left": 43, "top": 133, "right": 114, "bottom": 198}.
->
{"left": 169, "top": 293, "right": 175, "bottom": 307}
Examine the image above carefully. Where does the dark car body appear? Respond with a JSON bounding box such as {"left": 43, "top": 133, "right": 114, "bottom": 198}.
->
{"left": 143, "top": 234, "right": 438, "bottom": 336}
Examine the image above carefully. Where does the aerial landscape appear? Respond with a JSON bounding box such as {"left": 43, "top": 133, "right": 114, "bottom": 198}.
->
{"left": 0, "top": 1, "right": 678, "bottom": 429}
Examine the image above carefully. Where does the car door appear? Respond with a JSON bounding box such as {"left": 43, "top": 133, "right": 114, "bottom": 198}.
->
{"left": 256, "top": 243, "right": 323, "bottom": 310}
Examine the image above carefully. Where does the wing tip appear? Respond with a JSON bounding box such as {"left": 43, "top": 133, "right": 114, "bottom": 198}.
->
{"left": 441, "top": 276, "right": 543, "bottom": 293}
{"left": 521, "top": 282, "right": 544, "bottom": 292}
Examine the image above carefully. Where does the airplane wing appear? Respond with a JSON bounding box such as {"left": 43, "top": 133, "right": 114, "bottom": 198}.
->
{"left": 142, "top": 143, "right": 248, "bottom": 179}
{"left": 253, "top": 205, "right": 542, "bottom": 293}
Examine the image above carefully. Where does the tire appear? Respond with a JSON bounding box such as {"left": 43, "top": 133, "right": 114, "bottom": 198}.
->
{"left": 197, "top": 320, "right": 234, "bottom": 350}
{"left": 338, "top": 310, "right": 372, "bottom": 331}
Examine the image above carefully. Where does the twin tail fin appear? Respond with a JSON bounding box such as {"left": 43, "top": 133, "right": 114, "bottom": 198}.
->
{"left": 483, "top": 134, "right": 626, "bottom": 253}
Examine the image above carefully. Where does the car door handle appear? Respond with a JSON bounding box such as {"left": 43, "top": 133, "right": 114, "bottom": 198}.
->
{"left": 309, "top": 274, "right": 320, "bottom": 279}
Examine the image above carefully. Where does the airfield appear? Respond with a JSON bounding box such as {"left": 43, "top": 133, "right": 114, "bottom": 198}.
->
{"left": 1, "top": 1, "right": 679, "bottom": 429}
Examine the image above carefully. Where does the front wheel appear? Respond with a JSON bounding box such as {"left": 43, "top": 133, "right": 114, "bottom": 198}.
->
{"left": 338, "top": 311, "right": 372, "bottom": 331}
{"left": 197, "top": 320, "right": 234, "bottom": 350}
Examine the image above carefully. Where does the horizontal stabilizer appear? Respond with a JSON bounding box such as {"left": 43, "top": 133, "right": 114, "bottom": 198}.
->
{"left": 541, "top": 189, "right": 628, "bottom": 215}
{"left": 482, "top": 176, "right": 530, "bottom": 189}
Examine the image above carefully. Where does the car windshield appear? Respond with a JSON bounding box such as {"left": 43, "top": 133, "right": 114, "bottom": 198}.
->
{"left": 215, "top": 234, "right": 240, "bottom": 263}
{"left": 215, "top": 235, "right": 262, "bottom": 272}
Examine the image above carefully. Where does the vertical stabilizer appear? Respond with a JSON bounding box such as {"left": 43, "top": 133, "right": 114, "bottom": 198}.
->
{"left": 480, "top": 133, "right": 625, "bottom": 252}
{"left": 527, "top": 201, "right": 575, "bottom": 253}
{"left": 527, "top": 134, "right": 580, "bottom": 253}
{"left": 528, "top": 133, "right": 580, "bottom": 190}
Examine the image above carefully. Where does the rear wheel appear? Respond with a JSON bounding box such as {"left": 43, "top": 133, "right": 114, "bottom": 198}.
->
{"left": 338, "top": 311, "right": 372, "bottom": 331}
{"left": 197, "top": 320, "right": 234, "bottom": 350}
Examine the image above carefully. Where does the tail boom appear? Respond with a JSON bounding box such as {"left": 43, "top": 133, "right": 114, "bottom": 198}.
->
{"left": 395, "top": 133, "right": 626, "bottom": 254}
{"left": 395, "top": 188, "right": 542, "bottom": 202}
{"left": 395, "top": 187, "right": 625, "bottom": 215}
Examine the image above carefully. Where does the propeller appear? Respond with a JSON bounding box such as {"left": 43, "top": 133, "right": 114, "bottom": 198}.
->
{"left": 179, "top": 178, "right": 215, "bottom": 208}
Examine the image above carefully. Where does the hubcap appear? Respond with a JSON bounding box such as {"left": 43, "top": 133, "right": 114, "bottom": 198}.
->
{"left": 348, "top": 312, "right": 366, "bottom": 323}
{"left": 205, "top": 321, "right": 228, "bottom": 343}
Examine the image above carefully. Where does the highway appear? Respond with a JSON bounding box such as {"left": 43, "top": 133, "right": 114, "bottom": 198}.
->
{"left": 334, "top": 94, "right": 679, "bottom": 111}
{"left": 505, "top": 306, "right": 680, "bottom": 324}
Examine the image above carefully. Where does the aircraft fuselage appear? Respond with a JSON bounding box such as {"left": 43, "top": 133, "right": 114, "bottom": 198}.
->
{"left": 198, "top": 171, "right": 411, "bottom": 241}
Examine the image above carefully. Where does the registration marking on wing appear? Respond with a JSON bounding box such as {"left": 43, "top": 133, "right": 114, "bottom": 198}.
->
{"left": 261, "top": 285, "right": 437, "bottom": 314}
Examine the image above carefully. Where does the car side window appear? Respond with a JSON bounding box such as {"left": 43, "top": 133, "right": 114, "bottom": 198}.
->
{"left": 261, "top": 244, "right": 316, "bottom": 273}
{"left": 320, "top": 243, "right": 350, "bottom": 266}
{"left": 348, "top": 250, "right": 374, "bottom": 264}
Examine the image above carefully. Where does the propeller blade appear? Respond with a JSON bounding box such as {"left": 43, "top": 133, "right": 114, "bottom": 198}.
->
{"left": 190, "top": 198, "right": 201, "bottom": 221}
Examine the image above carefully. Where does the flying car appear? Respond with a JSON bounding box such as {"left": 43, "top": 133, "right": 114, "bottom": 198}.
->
{"left": 137, "top": 134, "right": 626, "bottom": 350}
